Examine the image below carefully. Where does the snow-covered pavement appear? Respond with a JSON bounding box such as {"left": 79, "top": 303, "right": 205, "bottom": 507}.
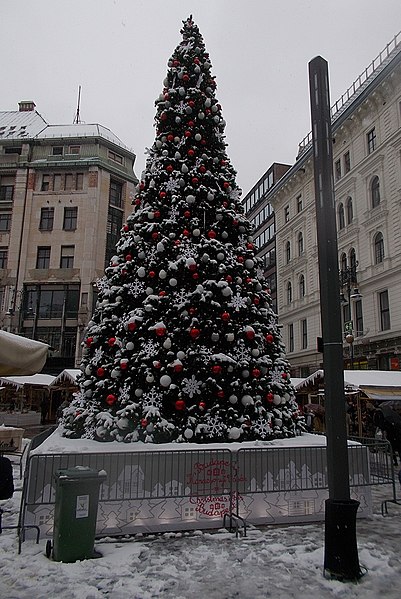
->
{"left": 1, "top": 456, "right": 400, "bottom": 599}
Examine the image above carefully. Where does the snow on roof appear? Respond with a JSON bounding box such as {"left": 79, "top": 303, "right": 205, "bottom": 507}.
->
{"left": 0, "top": 110, "right": 48, "bottom": 140}
{"left": 51, "top": 369, "right": 81, "bottom": 386}
{"left": 294, "top": 369, "right": 401, "bottom": 391}
{"left": 37, "top": 123, "right": 132, "bottom": 151}
{"left": 0, "top": 374, "right": 55, "bottom": 389}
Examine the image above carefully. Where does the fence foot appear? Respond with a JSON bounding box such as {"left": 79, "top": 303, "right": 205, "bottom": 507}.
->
{"left": 223, "top": 513, "right": 247, "bottom": 538}
{"left": 381, "top": 499, "right": 401, "bottom": 516}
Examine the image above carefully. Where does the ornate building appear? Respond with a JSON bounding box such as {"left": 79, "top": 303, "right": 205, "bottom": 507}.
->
{"left": 244, "top": 33, "right": 401, "bottom": 376}
{"left": 0, "top": 102, "right": 138, "bottom": 372}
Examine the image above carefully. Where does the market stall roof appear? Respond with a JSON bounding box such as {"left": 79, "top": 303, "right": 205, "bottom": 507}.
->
{"left": 293, "top": 369, "right": 401, "bottom": 400}
{"left": 0, "top": 330, "right": 48, "bottom": 375}
{"left": 50, "top": 369, "right": 80, "bottom": 386}
{"left": 0, "top": 373, "right": 55, "bottom": 390}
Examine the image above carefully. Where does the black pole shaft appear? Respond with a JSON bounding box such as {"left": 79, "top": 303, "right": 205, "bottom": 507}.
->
{"left": 309, "top": 56, "right": 361, "bottom": 582}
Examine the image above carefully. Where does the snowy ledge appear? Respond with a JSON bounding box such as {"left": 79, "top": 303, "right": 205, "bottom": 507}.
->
{"left": 28, "top": 427, "right": 363, "bottom": 456}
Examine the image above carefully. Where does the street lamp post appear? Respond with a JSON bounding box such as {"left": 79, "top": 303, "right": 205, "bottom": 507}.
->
{"left": 340, "top": 263, "right": 362, "bottom": 370}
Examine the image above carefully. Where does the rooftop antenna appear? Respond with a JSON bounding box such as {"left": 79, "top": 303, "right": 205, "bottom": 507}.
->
{"left": 73, "top": 85, "right": 82, "bottom": 124}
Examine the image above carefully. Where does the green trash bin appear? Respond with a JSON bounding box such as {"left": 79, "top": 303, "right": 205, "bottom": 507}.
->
{"left": 50, "top": 466, "right": 107, "bottom": 562}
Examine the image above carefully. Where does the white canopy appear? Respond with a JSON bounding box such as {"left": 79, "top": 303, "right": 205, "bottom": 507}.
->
{"left": 50, "top": 369, "right": 81, "bottom": 386}
{"left": 294, "top": 369, "right": 401, "bottom": 400}
{"left": 0, "top": 330, "right": 48, "bottom": 376}
{"left": 0, "top": 373, "right": 55, "bottom": 390}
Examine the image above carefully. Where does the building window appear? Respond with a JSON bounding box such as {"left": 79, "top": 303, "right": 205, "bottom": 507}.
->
{"left": 349, "top": 248, "right": 357, "bottom": 271}
{"left": 340, "top": 252, "right": 347, "bottom": 272}
{"left": 108, "top": 150, "right": 124, "bottom": 165}
{"left": 105, "top": 206, "right": 124, "bottom": 266}
{"left": 301, "top": 319, "right": 308, "bottom": 349}
{"left": 367, "top": 128, "right": 376, "bottom": 154}
{"left": 36, "top": 246, "right": 51, "bottom": 269}
{"left": 109, "top": 180, "right": 123, "bottom": 208}
{"left": 60, "top": 245, "right": 75, "bottom": 269}
{"left": 297, "top": 195, "right": 303, "bottom": 213}
{"left": 39, "top": 207, "right": 54, "bottom": 231}
{"left": 284, "top": 205, "right": 290, "bottom": 223}
{"left": 288, "top": 324, "right": 294, "bottom": 353}
{"left": 0, "top": 248, "right": 8, "bottom": 269}
{"left": 64, "top": 173, "right": 74, "bottom": 190}
{"left": 338, "top": 203, "right": 345, "bottom": 230}
{"left": 299, "top": 274, "right": 305, "bottom": 298}
{"left": 76, "top": 173, "right": 84, "bottom": 190}
{"left": 69, "top": 145, "right": 80, "bottom": 154}
{"left": 53, "top": 174, "right": 62, "bottom": 191}
{"left": 285, "top": 241, "right": 291, "bottom": 264}
{"left": 41, "top": 175, "right": 50, "bottom": 191}
{"left": 374, "top": 232, "right": 385, "bottom": 264}
{"left": 379, "top": 290, "right": 390, "bottom": 331}
{"left": 371, "top": 176, "right": 380, "bottom": 208}
{"left": 287, "top": 282, "right": 292, "bottom": 304}
{"left": 63, "top": 207, "right": 78, "bottom": 230}
{"left": 335, "top": 159, "right": 341, "bottom": 181}
{"left": 0, "top": 212, "right": 11, "bottom": 231}
{"left": 52, "top": 146, "right": 63, "bottom": 156}
{"left": 355, "top": 299, "right": 363, "bottom": 337}
{"left": 0, "top": 185, "right": 14, "bottom": 202}
{"left": 298, "top": 232, "right": 304, "bottom": 256}
{"left": 346, "top": 197, "right": 353, "bottom": 224}
{"left": 344, "top": 151, "right": 351, "bottom": 173}
{"left": 23, "top": 284, "right": 80, "bottom": 321}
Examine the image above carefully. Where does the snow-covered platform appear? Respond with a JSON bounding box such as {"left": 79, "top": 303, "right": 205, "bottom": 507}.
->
{"left": 22, "top": 430, "right": 372, "bottom": 539}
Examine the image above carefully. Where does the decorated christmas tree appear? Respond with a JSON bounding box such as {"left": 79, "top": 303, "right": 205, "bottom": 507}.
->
{"left": 62, "top": 16, "right": 302, "bottom": 444}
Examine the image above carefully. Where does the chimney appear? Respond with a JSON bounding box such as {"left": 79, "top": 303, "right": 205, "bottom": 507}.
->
{"left": 18, "top": 101, "right": 36, "bottom": 112}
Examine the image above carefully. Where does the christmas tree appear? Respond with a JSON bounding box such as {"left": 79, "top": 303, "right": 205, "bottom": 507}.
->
{"left": 62, "top": 16, "right": 302, "bottom": 444}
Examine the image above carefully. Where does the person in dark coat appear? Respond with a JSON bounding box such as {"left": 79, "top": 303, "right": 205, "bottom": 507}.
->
{"left": 374, "top": 404, "right": 401, "bottom": 465}
{"left": 40, "top": 396, "right": 50, "bottom": 424}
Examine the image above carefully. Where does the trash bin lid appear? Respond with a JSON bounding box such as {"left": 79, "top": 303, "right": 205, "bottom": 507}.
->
{"left": 55, "top": 466, "right": 107, "bottom": 481}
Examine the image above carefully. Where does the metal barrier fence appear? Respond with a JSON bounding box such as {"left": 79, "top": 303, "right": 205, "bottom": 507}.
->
{"left": 16, "top": 437, "right": 399, "bottom": 546}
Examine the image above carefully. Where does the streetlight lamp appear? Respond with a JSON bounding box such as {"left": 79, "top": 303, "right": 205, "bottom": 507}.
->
{"left": 339, "top": 262, "right": 362, "bottom": 370}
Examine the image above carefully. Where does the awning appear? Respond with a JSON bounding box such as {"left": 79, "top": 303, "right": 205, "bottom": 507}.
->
{"left": 0, "top": 330, "right": 48, "bottom": 375}
{"left": 359, "top": 386, "right": 401, "bottom": 401}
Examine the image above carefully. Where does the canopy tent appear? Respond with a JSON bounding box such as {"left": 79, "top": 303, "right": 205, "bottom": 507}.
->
{"left": 50, "top": 369, "right": 80, "bottom": 387}
{"left": 294, "top": 369, "right": 401, "bottom": 400}
{"left": 0, "top": 330, "right": 48, "bottom": 376}
{"left": 0, "top": 374, "right": 55, "bottom": 390}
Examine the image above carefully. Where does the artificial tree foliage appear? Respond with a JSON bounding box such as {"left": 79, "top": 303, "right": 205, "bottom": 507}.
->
{"left": 62, "top": 16, "right": 303, "bottom": 443}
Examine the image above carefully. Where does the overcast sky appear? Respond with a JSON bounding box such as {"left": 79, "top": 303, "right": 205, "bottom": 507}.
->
{"left": 2, "top": 0, "right": 401, "bottom": 195}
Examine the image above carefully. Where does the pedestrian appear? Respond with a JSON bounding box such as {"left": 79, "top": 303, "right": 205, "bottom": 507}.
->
{"left": 304, "top": 406, "right": 314, "bottom": 432}
{"left": 56, "top": 397, "right": 70, "bottom": 421}
{"left": 40, "top": 396, "right": 50, "bottom": 424}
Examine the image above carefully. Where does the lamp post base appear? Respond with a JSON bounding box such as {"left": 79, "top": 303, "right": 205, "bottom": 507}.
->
{"left": 324, "top": 498, "right": 363, "bottom": 581}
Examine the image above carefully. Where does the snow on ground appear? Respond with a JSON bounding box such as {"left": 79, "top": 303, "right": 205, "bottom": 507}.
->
{"left": 1, "top": 442, "right": 401, "bottom": 599}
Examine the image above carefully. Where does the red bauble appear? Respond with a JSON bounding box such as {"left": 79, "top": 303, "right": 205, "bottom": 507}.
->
{"left": 160, "top": 112, "right": 167, "bottom": 121}
{"left": 188, "top": 263, "right": 197, "bottom": 271}
{"left": 125, "top": 254, "right": 132, "bottom": 261}
{"left": 154, "top": 210, "right": 161, "bottom": 218}
{"left": 245, "top": 330, "right": 255, "bottom": 340}
{"left": 207, "top": 230, "right": 216, "bottom": 239}
{"left": 128, "top": 322, "right": 137, "bottom": 331}
{"left": 188, "top": 149, "right": 195, "bottom": 157}
{"left": 167, "top": 134, "right": 174, "bottom": 142}
{"left": 174, "top": 364, "right": 183, "bottom": 372}
{"left": 159, "top": 191, "right": 166, "bottom": 198}
{"left": 121, "top": 269, "right": 127, "bottom": 277}
{"left": 217, "top": 390, "right": 225, "bottom": 398}
{"left": 191, "top": 177, "right": 199, "bottom": 185}
{"left": 184, "top": 130, "right": 191, "bottom": 138}
{"left": 108, "top": 337, "right": 116, "bottom": 346}
{"left": 223, "top": 181, "right": 230, "bottom": 189}
{"left": 281, "top": 373, "right": 288, "bottom": 379}
{"left": 188, "top": 120, "right": 195, "bottom": 127}
{"left": 199, "top": 165, "right": 206, "bottom": 173}
{"left": 232, "top": 219, "right": 239, "bottom": 226}
{"left": 190, "top": 328, "right": 200, "bottom": 339}
{"left": 152, "top": 232, "right": 159, "bottom": 239}
{"left": 120, "top": 361, "right": 128, "bottom": 370}
{"left": 123, "top": 225, "right": 129, "bottom": 232}
{"left": 183, "top": 74, "right": 189, "bottom": 82}
{"left": 221, "top": 312, "right": 230, "bottom": 322}
{"left": 175, "top": 399, "right": 186, "bottom": 411}
{"left": 199, "top": 401, "right": 206, "bottom": 410}
{"left": 183, "top": 229, "right": 190, "bottom": 236}
{"left": 265, "top": 334, "right": 274, "bottom": 344}
{"left": 97, "top": 367, "right": 105, "bottom": 377}
{"left": 266, "top": 392, "right": 274, "bottom": 403}
{"left": 166, "top": 165, "right": 173, "bottom": 173}
{"left": 155, "top": 326, "right": 166, "bottom": 337}
{"left": 134, "top": 198, "right": 141, "bottom": 206}
{"left": 141, "top": 418, "right": 148, "bottom": 427}
{"left": 226, "top": 275, "right": 233, "bottom": 282}
{"left": 139, "top": 182, "right": 145, "bottom": 190}
{"left": 212, "top": 365, "right": 222, "bottom": 374}
{"left": 159, "top": 290, "right": 166, "bottom": 296}
{"left": 149, "top": 271, "right": 156, "bottom": 278}
{"left": 252, "top": 368, "right": 261, "bottom": 378}
{"left": 237, "top": 255, "right": 244, "bottom": 263}
{"left": 86, "top": 337, "right": 93, "bottom": 346}
{"left": 173, "top": 59, "right": 180, "bottom": 67}
{"left": 184, "top": 210, "right": 191, "bottom": 218}
{"left": 189, "top": 307, "right": 197, "bottom": 315}
{"left": 188, "top": 100, "right": 195, "bottom": 107}
{"left": 253, "top": 297, "right": 260, "bottom": 305}
{"left": 192, "top": 273, "right": 199, "bottom": 279}
{"left": 247, "top": 242, "right": 254, "bottom": 250}
{"left": 106, "top": 394, "right": 117, "bottom": 406}
{"left": 153, "top": 361, "right": 162, "bottom": 369}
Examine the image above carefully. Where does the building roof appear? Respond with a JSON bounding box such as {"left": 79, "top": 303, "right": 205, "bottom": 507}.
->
{"left": 0, "top": 374, "right": 55, "bottom": 389}
{"left": 51, "top": 369, "right": 81, "bottom": 386}
{"left": 0, "top": 109, "right": 132, "bottom": 153}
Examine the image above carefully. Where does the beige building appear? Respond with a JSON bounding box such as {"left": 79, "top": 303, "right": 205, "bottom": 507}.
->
{"left": 0, "top": 102, "right": 138, "bottom": 372}
{"left": 244, "top": 32, "right": 401, "bottom": 377}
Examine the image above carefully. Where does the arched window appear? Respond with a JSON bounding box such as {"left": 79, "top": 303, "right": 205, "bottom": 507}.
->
{"left": 338, "top": 203, "right": 345, "bottom": 230}
{"left": 340, "top": 253, "right": 347, "bottom": 272}
{"left": 285, "top": 241, "right": 291, "bottom": 264}
{"left": 299, "top": 274, "right": 305, "bottom": 298}
{"left": 371, "top": 176, "right": 380, "bottom": 208}
{"left": 298, "top": 232, "right": 304, "bottom": 256}
{"left": 350, "top": 248, "right": 357, "bottom": 271}
{"left": 374, "top": 232, "right": 385, "bottom": 264}
{"left": 346, "top": 197, "right": 353, "bottom": 224}
{"left": 287, "top": 281, "right": 292, "bottom": 304}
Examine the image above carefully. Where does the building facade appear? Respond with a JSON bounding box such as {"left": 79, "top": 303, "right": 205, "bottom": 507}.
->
{"left": 0, "top": 102, "right": 138, "bottom": 372}
{"left": 244, "top": 33, "right": 401, "bottom": 377}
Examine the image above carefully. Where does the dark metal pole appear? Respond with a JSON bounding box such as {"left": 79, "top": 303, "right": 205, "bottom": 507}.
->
{"left": 309, "top": 56, "right": 361, "bottom": 581}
